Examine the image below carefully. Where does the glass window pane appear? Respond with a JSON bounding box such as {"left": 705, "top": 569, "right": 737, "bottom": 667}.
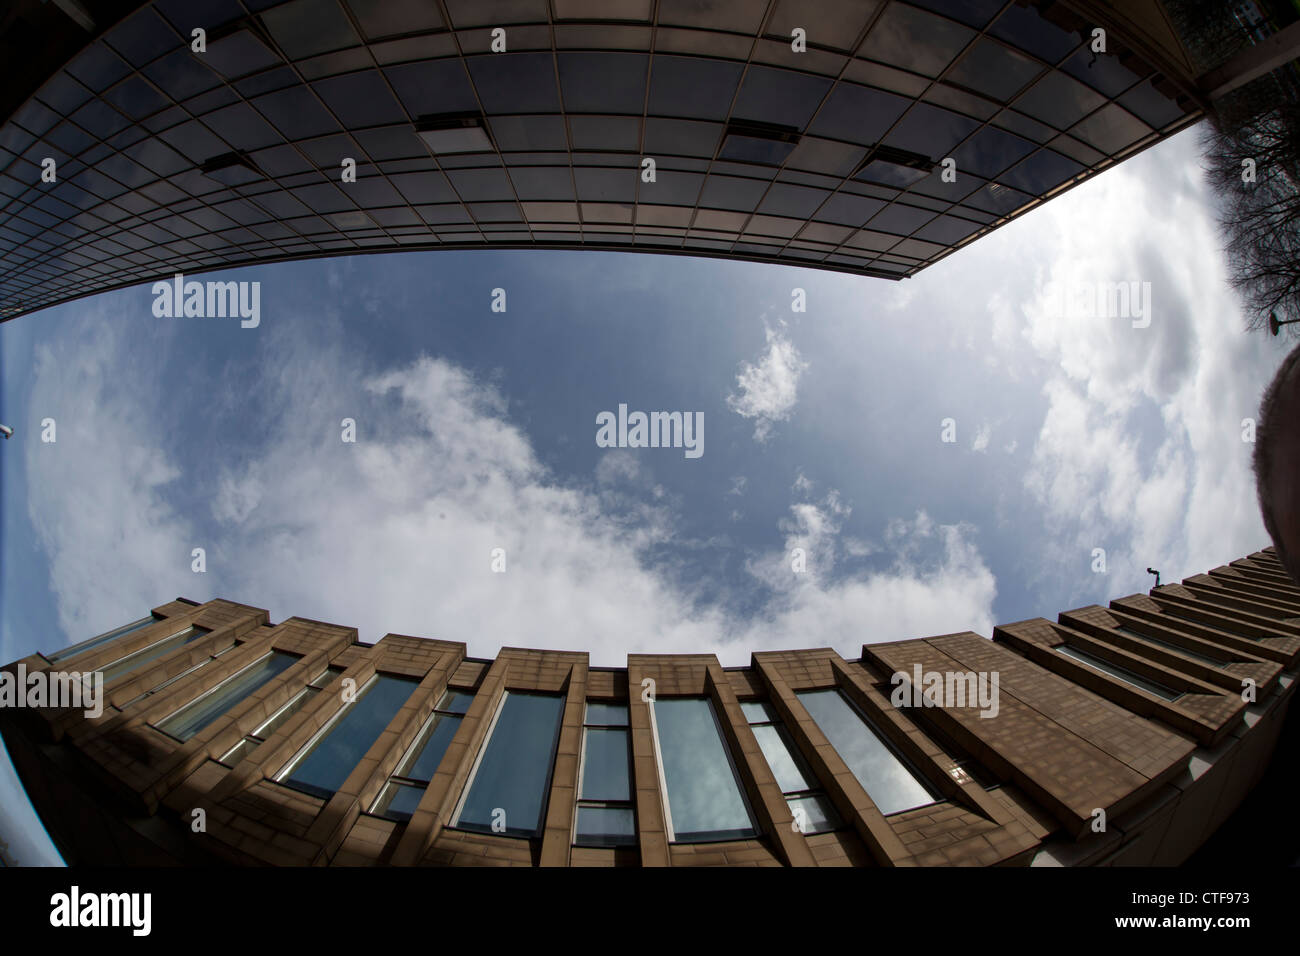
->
{"left": 788, "top": 793, "right": 840, "bottom": 834}
{"left": 101, "top": 625, "right": 212, "bottom": 684}
{"left": 860, "top": 4, "right": 974, "bottom": 78}
{"left": 751, "top": 723, "right": 812, "bottom": 794}
{"left": 398, "top": 711, "right": 463, "bottom": 781}
{"left": 1014, "top": 72, "right": 1106, "bottom": 129}
{"left": 1055, "top": 645, "right": 1183, "bottom": 701}
{"left": 1160, "top": 607, "right": 1261, "bottom": 641}
{"left": 991, "top": 2, "right": 1080, "bottom": 63}
{"left": 440, "top": 689, "right": 474, "bottom": 714}
{"left": 1114, "top": 627, "right": 1225, "bottom": 668}
{"left": 574, "top": 806, "right": 636, "bottom": 846}
{"left": 580, "top": 728, "right": 631, "bottom": 802}
{"left": 653, "top": 697, "right": 755, "bottom": 842}
{"left": 455, "top": 691, "right": 565, "bottom": 837}
{"left": 740, "top": 700, "right": 776, "bottom": 723}
{"left": 253, "top": 687, "right": 314, "bottom": 739}
{"left": 372, "top": 781, "right": 426, "bottom": 822}
{"left": 797, "top": 689, "right": 936, "bottom": 815}
{"left": 308, "top": 666, "right": 346, "bottom": 690}
{"left": 946, "top": 37, "right": 1041, "bottom": 102}
{"left": 281, "top": 674, "right": 418, "bottom": 799}
{"left": 585, "top": 702, "right": 629, "bottom": 725}
{"left": 220, "top": 736, "right": 261, "bottom": 767}
{"left": 157, "top": 652, "right": 298, "bottom": 741}
{"left": 47, "top": 615, "right": 155, "bottom": 662}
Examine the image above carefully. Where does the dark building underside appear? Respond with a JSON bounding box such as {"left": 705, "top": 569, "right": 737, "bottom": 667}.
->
{"left": 0, "top": 0, "right": 1206, "bottom": 321}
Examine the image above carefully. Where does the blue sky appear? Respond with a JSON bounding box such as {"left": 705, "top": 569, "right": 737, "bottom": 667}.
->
{"left": 0, "top": 126, "right": 1290, "bottom": 864}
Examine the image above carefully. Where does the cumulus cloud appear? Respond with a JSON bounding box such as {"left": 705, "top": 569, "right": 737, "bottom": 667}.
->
{"left": 25, "top": 318, "right": 202, "bottom": 639}
{"left": 1001, "top": 130, "right": 1277, "bottom": 597}
{"left": 21, "top": 314, "right": 999, "bottom": 667}
{"left": 726, "top": 323, "right": 808, "bottom": 442}
{"left": 744, "top": 505, "right": 997, "bottom": 650}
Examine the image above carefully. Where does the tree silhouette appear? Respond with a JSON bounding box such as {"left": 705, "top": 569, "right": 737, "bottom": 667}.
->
{"left": 1201, "top": 81, "right": 1300, "bottom": 335}
{"left": 1168, "top": 0, "right": 1300, "bottom": 336}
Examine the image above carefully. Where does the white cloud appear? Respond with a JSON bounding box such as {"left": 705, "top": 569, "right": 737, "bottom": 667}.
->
{"left": 25, "top": 319, "right": 202, "bottom": 640}
{"left": 726, "top": 322, "right": 808, "bottom": 442}
{"left": 999, "top": 129, "right": 1278, "bottom": 595}
{"left": 22, "top": 316, "right": 998, "bottom": 667}
{"left": 744, "top": 506, "right": 997, "bottom": 650}
{"left": 972, "top": 422, "right": 992, "bottom": 453}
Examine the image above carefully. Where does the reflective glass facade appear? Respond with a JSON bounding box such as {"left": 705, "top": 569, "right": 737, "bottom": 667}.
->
{"left": 0, "top": 0, "right": 1201, "bottom": 320}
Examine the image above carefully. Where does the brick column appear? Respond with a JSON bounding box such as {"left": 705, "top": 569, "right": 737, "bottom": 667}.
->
{"left": 626, "top": 660, "right": 670, "bottom": 866}
{"left": 539, "top": 661, "right": 588, "bottom": 866}
{"left": 389, "top": 655, "right": 509, "bottom": 866}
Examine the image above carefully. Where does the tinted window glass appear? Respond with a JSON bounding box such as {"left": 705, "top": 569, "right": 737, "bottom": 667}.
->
{"left": 653, "top": 697, "right": 755, "bottom": 842}
{"left": 158, "top": 652, "right": 298, "bottom": 741}
{"left": 280, "top": 674, "right": 418, "bottom": 799}
{"left": 47, "top": 616, "right": 155, "bottom": 663}
{"left": 797, "top": 689, "right": 936, "bottom": 815}
{"left": 101, "top": 625, "right": 211, "bottom": 684}
{"left": 455, "top": 691, "right": 565, "bottom": 837}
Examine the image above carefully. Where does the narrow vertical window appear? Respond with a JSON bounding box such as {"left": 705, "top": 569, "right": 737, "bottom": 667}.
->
{"left": 452, "top": 691, "right": 565, "bottom": 837}
{"left": 221, "top": 665, "right": 343, "bottom": 766}
{"left": 574, "top": 702, "right": 635, "bottom": 846}
{"left": 740, "top": 700, "right": 840, "bottom": 834}
{"left": 797, "top": 688, "right": 937, "bottom": 815}
{"left": 1114, "top": 626, "right": 1227, "bottom": 667}
{"left": 1055, "top": 644, "right": 1183, "bottom": 701}
{"left": 371, "top": 689, "right": 473, "bottom": 822}
{"left": 155, "top": 652, "right": 299, "bottom": 741}
{"left": 47, "top": 616, "right": 157, "bottom": 663}
{"left": 651, "top": 697, "right": 756, "bottom": 843}
{"left": 122, "top": 636, "right": 238, "bottom": 707}
{"left": 277, "top": 674, "right": 419, "bottom": 799}
{"left": 100, "top": 625, "right": 212, "bottom": 684}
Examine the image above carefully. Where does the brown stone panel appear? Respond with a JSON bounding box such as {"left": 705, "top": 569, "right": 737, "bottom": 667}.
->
{"left": 539, "top": 659, "right": 588, "bottom": 866}
{"left": 969, "top": 628, "right": 1195, "bottom": 776}
{"left": 1144, "top": 591, "right": 1300, "bottom": 666}
{"left": 1164, "top": 581, "right": 1300, "bottom": 627}
{"left": 873, "top": 629, "right": 1189, "bottom": 836}
{"left": 669, "top": 838, "right": 783, "bottom": 867}
{"left": 1099, "top": 604, "right": 1281, "bottom": 692}
{"left": 837, "top": 655, "right": 1014, "bottom": 826}
{"left": 4, "top": 552, "right": 1294, "bottom": 866}
{"left": 391, "top": 655, "right": 508, "bottom": 865}
{"left": 1112, "top": 594, "right": 1299, "bottom": 666}
{"left": 705, "top": 660, "right": 814, "bottom": 867}
{"left": 1053, "top": 609, "right": 1248, "bottom": 745}
{"left": 1228, "top": 559, "right": 1297, "bottom": 588}
{"left": 308, "top": 641, "right": 463, "bottom": 863}
{"left": 1185, "top": 573, "right": 1300, "bottom": 617}
{"left": 1210, "top": 565, "right": 1300, "bottom": 601}
{"left": 805, "top": 829, "right": 876, "bottom": 866}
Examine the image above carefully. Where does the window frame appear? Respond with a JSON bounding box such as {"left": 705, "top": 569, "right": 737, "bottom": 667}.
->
{"left": 99, "top": 623, "right": 213, "bottom": 685}
{"left": 151, "top": 650, "right": 300, "bottom": 743}
{"left": 572, "top": 700, "right": 636, "bottom": 848}
{"left": 370, "top": 687, "right": 472, "bottom": 823}
{"left": 449, "top": 689, "right": 566, "bottom": 839}
{"left": 796, "top": 687, "right": 942, "bottom": 817}
{"left": 274, "top": 672, "right": 419, "bottom": 800}
{"left": 45, "top": 615, "right": 157, "bottom": 663}
{"left": 647, "top": 695, "right": 759, "bottom": 844}
{"left": 218, "top": 664, "right": 344, "bottom": 766}
{"left": 740, "top": 699, "right": 842, "bottom": 834}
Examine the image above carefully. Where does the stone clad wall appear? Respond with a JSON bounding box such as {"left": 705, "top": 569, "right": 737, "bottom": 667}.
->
{"left": 1, "top": 548, "right": 1295, "bottom": 866}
